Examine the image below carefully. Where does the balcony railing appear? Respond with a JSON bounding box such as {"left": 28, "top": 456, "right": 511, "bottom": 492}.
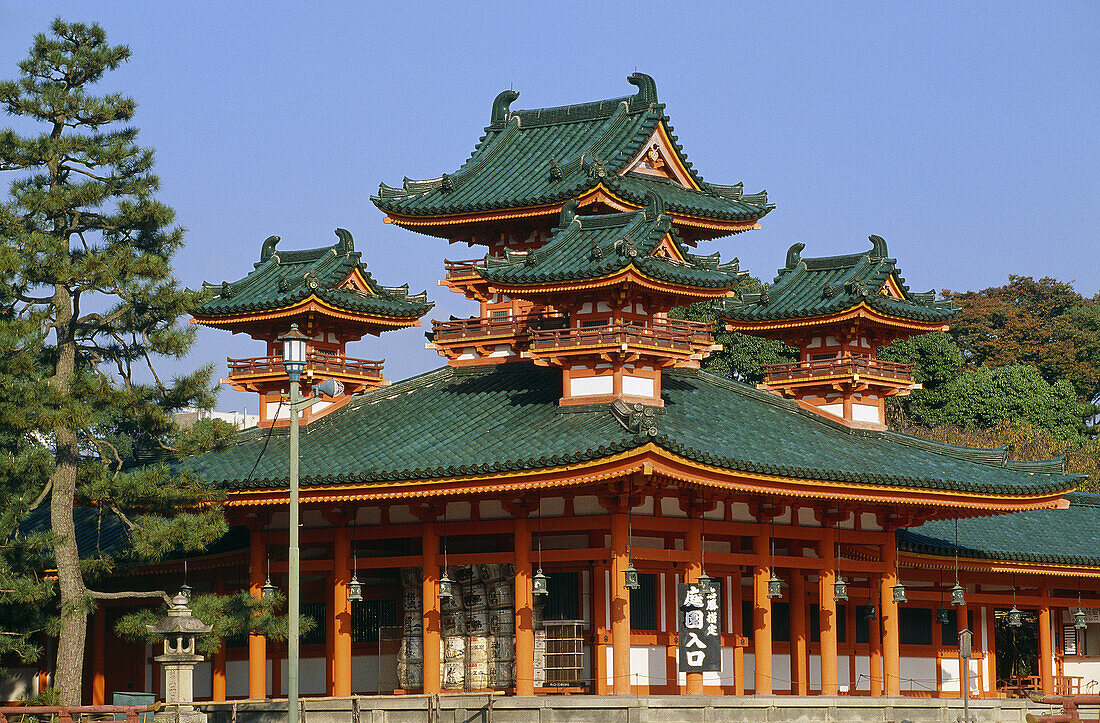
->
{"left": 764, "top": 357, "right": 914, "bottom": 385}
{"left": 529, "top": 318, "right": 712, "bottom": 354}
{"left": 433, "top": 313, "right": 567, "bottom": 343}
{"left": 444, "top": 258, "right": 487, "bottom": 280}
{"left": 226, "top": 351, "right": 384, "bottom": 379}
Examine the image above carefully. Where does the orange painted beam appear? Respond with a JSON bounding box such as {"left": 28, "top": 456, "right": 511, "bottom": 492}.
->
{"left": 881, "top": 541, "right": 900, "bottom": 695}
{"left": 818, "top": 528, "right": 838, "bottom": 695}
{"left": 421, "top": 524, "right": 441, "bottom": 695}
{"left": 514, "top": 517, "right": 534, "bottom": 696}
{"left": 331, "top": 525, "right": 352, "bottom": 697}
{"left": 685, "top": 516, "right": 703, "bottom": 695}
{"left": 753, "top": 532, "right": 773, "bottom": 694}
{"left": 248, "top": 528, "right": 267, "bottom": 699}
{"left": 610, "top": 511, "right": 631, "bottom": 694}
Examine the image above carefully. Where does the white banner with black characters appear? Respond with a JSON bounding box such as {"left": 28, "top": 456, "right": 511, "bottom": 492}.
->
{"left": 678, "top": 581, "right": 722, "bottom": 673}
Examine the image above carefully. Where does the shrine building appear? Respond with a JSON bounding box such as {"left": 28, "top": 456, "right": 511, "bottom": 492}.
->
{"left": 22, "top": 73, "right": 1100, "bottom": 706}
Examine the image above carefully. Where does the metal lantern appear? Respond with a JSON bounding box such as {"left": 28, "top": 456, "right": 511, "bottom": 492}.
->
{"left": 862, "top": 604, "right": 877, "bottom": 620}
{"left": 438, "top": 571, "right": 455, "bottom": 601}
{"left": 279, "top": 324, "right": 309, "bottom": 381}
{"left": 951, "top": 582, "right": 966, "bottom": 606}
{"left": 892, "top": 582, "right": 908, "bottom": 605}
{"left": 178, "top": 583, "right": 193, "bottom": 603}
{"left": 624, "top": 562, "right": 640, "bottom": 591}
{"left": 937, "top": 606, "right": 952, "bottom": 625}
{"left": 833, "top": 576, "right": 848, "bottom": 602}
{"left": 767, "top": 571, "right": 783, "bottom": 599}
{"left": 1075, "top": 608, "right": 1088, "bottom": 630}
{"left": 261, "top": 576, "right": 277, "bottom": 600}
{"left": 696, "top": 572, "right": 717, "bottom": 594}
{"left": 1007, "top": 605, "right": 1023, "bottom": 628}
{"left": 532, "top": 568, "right": 550, "bottom": 597}
{"left": 347, "top": 572, "right": 363, "bottom": 602}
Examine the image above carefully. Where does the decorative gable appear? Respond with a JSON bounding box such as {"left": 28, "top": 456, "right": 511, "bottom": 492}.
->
{"left": 621, "top": 126, "right": 698, "bottom": 189}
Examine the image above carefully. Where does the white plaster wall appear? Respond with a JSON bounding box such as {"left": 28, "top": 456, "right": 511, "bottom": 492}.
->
{"left": 629, "top": 645, "right": 666, "bottom": 686}
{"left": 193, "top": 661, "right": 212, "bottom": 699}
{"left": 820, "top": 403, "right": 843, "bottom": 417}
{"left": 852, "top": 655, "right": 870, "bottom": 691}
{"left": 573, "top": 496, "right": 603, "bottom": 516}
{"left": 478, "top": 499, "right": 508, "bottom": 519}
{"left": 0, "top": 667, "right": 35, "bottom": 702}
{"left": 622, "top": 375, "right": 654, "bottom": 398}
{"left": 570, "top": 375, "right": 613, "bottom": 397}
{"left": 900, "top": 656, "right": 938, "bottom": 694}
{"left": 277, "top": 656, "right": 326, "bottom": 695}
{"left": 350, "top": 653, "right": 399, "bottom": 693}
{"left": 224, "top": 659, "right": 253, "bottom": 698}
{"left": 852, "top": 403, "right": 881, "bottom": 423}
{"left": 1063, "top": 659, "right": 1100, "bottom": 691}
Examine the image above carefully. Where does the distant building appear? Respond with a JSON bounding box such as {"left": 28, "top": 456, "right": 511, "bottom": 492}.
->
{"left": 174, "top": 407, "right": 259, "bottom": 431}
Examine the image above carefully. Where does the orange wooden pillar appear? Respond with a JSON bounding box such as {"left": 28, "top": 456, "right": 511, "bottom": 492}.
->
{"left": 880, "top": 538, "right": 901, "bottom": 695}
{"left": 248, "top": 526, "right": 267, "bottom": 699}
{"left": 91, "top": 608, "right": 106, "bottom": 704}
{"left": 212, "top": 580, "right": 227, "bottom": 701}
{"left": 514, "top": 516, "right": 535, "bottom": 695}
{"left": 684, "top": 515, "right": 703, "bottom": 694}
{"left": 331, "top": 524, "right": 352, "bottom": 696}
{"left": 790, "top": 570, "right": 809, "bottom": 695}
{"left": 752, "top": 531, "right": 772, "bottom": 694}
{"left": 422, "top": 523, "right": 441, "bottom": 695}
{"left": 818, "top": 527, "right": 838, "bottom": 695}
{"left": 1039, "top": 588, "right": 1053, "bottom": 695}
{"left": 610, "top": 511, "right": 631, "bottom": 694}
{"left": 732, "top": 573, "right": 745, "bottom": 695}
{"left": 592, "top": 530, "right": 609, "bottom": 695}
{"left": 869, "top": 575, "right": 882, "bottom": 696}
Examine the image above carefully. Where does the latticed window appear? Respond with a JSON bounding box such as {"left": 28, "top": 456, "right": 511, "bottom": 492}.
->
{"left": 351, "top": 599, "right": 398, "bottom": 643}
{"left": 629, "top": 573, "right": 657, "bottom": 630}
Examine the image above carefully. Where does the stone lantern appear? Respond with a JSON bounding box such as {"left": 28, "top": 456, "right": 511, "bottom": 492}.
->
{"left": 147, "top": 593, "right": 213, "bottom": 723}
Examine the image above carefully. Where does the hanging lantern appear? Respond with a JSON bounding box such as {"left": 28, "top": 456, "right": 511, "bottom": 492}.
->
{"left": 862, "top": 604, "right": 877, "bottom": 620}
{"left": 261, "top": 576, "right": 277, "bottom": 600}
{"left": 532, "top": 568, "right": 550, "bottom": 597}
{"left": 347, "top": 572, "right": 363, "bottom": 602}
{"left": 951, "top": 582, "right": 966, "bottom": 606}
{"left": 892, "top": 582, "right": 907, "bottom": 605}
{"left": 1007, "top": 605, "right": 1023, "bottom": 628}
{"left": 767, "top": 571, "right": 783, "bottom": 599}
{"left": 1075, "top": 608, "right": 1088, "bottom": 631}
{"left": 937, "top": 606, "right": 952, "bottom": 625}
{"left": 624, "top": 562, "right": 640, "bottom": 591}
{"left": 696, "top": 572, "right": 716, "bottom": 594}
{"left": 178, "top": 583, "right": 193, "bottom": 603}
{"left": 438, "top": 570, "right": 455, "bottom": 601}
{"left": 833, "top": 576, "right": 848, "bottom": 602}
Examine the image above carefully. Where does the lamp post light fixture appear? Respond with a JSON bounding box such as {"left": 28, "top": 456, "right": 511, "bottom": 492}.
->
{"left": 347, "top": 571, "right": 363, "bottom": 603}
{"left": 951, "top": 582, "right": 966, "bottom": 606}
{"left": 862, "top": 604, "right": 877, "bottom": 621}
{"left": 767, "top": 571, "right": 783, "bottom": 600}
{"left": 261, "top": 576, "right": 277, "bottom": 600}
{"left": 178, "top": 583, "right": 193, "bottom": 603}
{"left": 833, "top": 576, "right": 848, "bottom": 602}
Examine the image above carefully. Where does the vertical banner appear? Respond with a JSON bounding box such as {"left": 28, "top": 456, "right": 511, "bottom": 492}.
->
{"left": 678, "top": 582, "right": 722, "bottom": 673}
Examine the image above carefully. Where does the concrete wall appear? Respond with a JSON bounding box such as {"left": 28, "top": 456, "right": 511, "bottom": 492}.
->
{"left": 198, "top": 694, "right": 1036, "bottom": 723}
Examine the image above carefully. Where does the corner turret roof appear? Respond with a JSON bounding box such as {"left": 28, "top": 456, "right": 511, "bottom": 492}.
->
{"left": 718, "top": 235, "right": 958, "bottom": 325}
{"left": 193, "top": 229, "right": 434, "bottom": 322}
{"left": 372, "top": 73, "right": 771, "bottom": 228}
{"left": 480, "top": 195, "right": 743, "bottom": 292}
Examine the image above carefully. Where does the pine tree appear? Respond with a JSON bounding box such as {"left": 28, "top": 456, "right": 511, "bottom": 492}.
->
{"left": 0, "top": 20, "right": 226, "bottom": 703}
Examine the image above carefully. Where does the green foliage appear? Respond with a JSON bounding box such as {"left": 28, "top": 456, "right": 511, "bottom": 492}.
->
{"left": 880, "top": 331, "right": 963, "bottom": 390}
{"left": 0, "top": 19, "right": 225, "bottom": 700}
{"left": 670, "top": 275, "right": 797, "bottom": 384}
{"left": 115, "top": 590, "right": 314, "bottom": 658}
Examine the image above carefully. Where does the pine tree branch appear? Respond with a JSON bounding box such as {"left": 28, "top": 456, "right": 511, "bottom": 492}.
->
{"left": 87, "top": 589, "right": 171, "bottom": 604}
{"left": 107, "top": 502, "right": 138, "bottom": 533}
{"left": 26, "top": 481, "right": 52, "bottom": 512}
{"left": 14, "top": 289, "right": 53, "bottom": 304}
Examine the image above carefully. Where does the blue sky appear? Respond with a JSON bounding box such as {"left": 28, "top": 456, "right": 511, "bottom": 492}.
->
{"left": 3, "top": 2, "right": 1097, "bottom": 414}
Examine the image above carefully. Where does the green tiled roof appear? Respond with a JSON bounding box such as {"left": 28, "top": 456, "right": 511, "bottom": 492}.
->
{"left": 718, "top": 235, "right": 958, "bottom": 324}
{"left": 902, "top": 492, "right": 1100, "bottom": 566}
{"left": 371, "top": 73, "right": 771, "bottom": 225}
{"left": 184, "top": 362, "right": 1076, "bottom": 499}
{"left": 480, "top": 196, "right": 742, "bottom": 291}
{"left": 194, "top": 229, "right": 434, "bottom": 320}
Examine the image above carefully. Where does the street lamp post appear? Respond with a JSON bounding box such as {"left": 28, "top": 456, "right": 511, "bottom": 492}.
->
{"left": 279, "top": 324, "right": 308, "bottom": 723}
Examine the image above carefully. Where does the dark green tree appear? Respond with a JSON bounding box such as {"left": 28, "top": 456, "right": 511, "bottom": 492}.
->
{"left": 0, "top": 20, "right": 226, "bottom": 703}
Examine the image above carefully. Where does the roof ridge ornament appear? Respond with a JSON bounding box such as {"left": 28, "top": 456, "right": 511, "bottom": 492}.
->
{"left": 785, "top": 242, "right": 805, "bottom": 269}
{"left": 559, "top": 199, "right": 579, "bottom": 227}
{"left": 334, "top": 228, "right": 355, "bottom": 254}
{"left": 439, "top": 173, "right": 454, "bottom": 193}
{"left": 490, "top": 89, "right": 520, "bottom": 126}
{"left": 644, "top": 190, "right": 664, "bottom": 221}
{"left": 583, "top": 153, "right": 608, "bottom": 179}
{"left": 548, "top": 158, "right": 563, "bottom": 182}
{"left": 869, "top": 234, "right": 888, "bottom": 260}
{"left": 627, "top": 72, "right": 658, "bottom": 107}
{"left": 260, "top": 235, "right": 281, "bottom": 263}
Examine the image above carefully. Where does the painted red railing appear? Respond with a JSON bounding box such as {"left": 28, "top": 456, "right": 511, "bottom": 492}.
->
{"left": 1024, "top": 691, "right": 1099, "bottom": 722}
{"left": 443, "top": 258, "right": 486, "bottom": 279}
{"left": 529, "top": 318, "right": 712, "bottom": 354}
{"left": 433, "top": 313, "right": 567, "bottom": 342}
{"left": 764, "top": 357, "right": 914, "bottom": 384}
{"left": 0, "top": 705, "right": 155, "bottom": 723}
{"left": 226, "top": 352, "right": 384, "bottom": 378}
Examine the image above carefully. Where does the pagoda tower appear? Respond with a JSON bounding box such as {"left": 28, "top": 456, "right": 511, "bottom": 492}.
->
{"left": 192, "top": 228, "right": 433, "bottom": 427}
{"left": 720, "top": 235, "right": 956, "bottom": 428}
{"left": 373, "top": 72, "right": 770, "bottom": 405}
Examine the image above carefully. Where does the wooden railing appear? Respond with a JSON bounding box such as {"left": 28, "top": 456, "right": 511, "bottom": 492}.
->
{"left": 529, "top": 318, "right": 712, "bottom": 354}
{"left": 226, "top": 352, "right": 384, "bottom": 378}
{"left": 433, "top": 313, "right": 567, "bottom": 342}
{"left": 764, "top": 357, "right": 914, "bottom": 384}
{"left": 443, "top": 258, "right": 486, "bottom": 279}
